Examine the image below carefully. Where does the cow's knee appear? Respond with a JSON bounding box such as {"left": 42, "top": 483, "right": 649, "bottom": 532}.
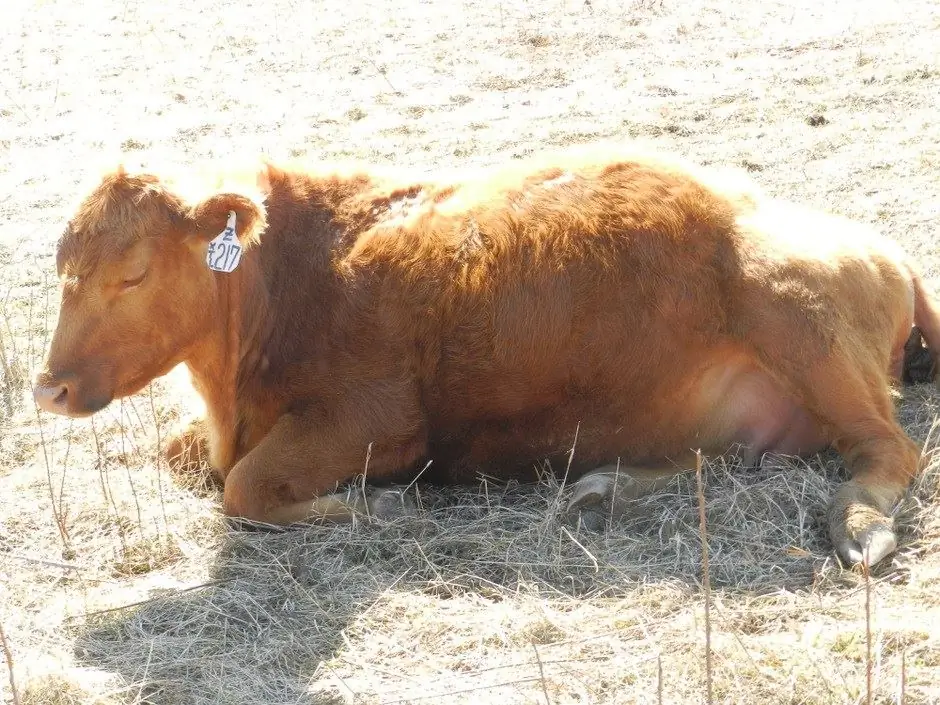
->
{"left": 222, "top": 468, "right": 275, "bottom": 523}
{"left": 566, "top": 462, "right": 685, "bottom": 531}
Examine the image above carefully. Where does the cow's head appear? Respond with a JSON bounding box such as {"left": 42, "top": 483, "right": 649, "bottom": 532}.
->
{"left": 33, "top": 165, "right": 267, "bottom": 417}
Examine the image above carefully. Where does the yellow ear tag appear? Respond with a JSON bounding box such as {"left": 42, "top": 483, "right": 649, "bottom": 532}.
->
{"left": 206, "top": 211, "right": 242, "bottom": 273}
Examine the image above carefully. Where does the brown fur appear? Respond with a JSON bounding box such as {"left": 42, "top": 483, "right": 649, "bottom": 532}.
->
{"left": 34, "top": 144, "right": 940, "bottom": 563}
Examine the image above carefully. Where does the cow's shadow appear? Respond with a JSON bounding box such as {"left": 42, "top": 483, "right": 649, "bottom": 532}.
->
{"left": 72, "top": 440, "right": 930, "bottom": 704}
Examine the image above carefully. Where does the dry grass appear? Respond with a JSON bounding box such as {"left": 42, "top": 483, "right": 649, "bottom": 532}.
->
{"left": 2, "top": 0, "right": 940, "bottom": 703}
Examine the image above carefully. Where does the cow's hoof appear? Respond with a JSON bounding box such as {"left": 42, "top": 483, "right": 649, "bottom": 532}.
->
{"left": 836, "top": 524, "right": 897, "bottom": 567}
{"left": 829, "top": 482, "right": 900, "bottom": 567}
{"left": 565, "top": 472, "right": 618, "bottom": 531}
{"left": 566, "top": 464, "right": 682, "bottom": 531}
{"left": 367, "top": 487, "right": 418, "bottom": 520}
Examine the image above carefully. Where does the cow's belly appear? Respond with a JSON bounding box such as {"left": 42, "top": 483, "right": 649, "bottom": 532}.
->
{"left": 425, "top": 346, "right": 831, "bottom": 481}
{"left": 694, "top": 357, "right": 829, "bottom": 463}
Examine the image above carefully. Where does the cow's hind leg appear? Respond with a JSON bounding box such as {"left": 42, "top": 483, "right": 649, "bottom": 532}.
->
{"left": 566, "top": 458, "right": 690, "bottom": 530}
{"left": 783, "top": 351, "right": 918, "bottom": 566}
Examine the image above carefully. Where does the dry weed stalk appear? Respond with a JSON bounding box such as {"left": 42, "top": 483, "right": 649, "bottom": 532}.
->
{"left": 359, "top": 441, "right": 374, "bottom": 521}
{"left": 695, "top": 449, "right": 713, "bottom": 705}
{"left": 0, "top": 621, "right": 20, "bottom": 705}
{"left": 863, "top": 555, "right": 873, "bottom": 705}
{"left": 0, "top": 318, "right": 20, "bottom": 418}
{"left": 118, "top": 400, "right": 145, "bottom": 534}
{"left": 657, "top": 652, "right": 663, "bottom": 705}
{"left": 531, "top": 642, "right": 551, "bottom": 705}
{"left": 147, "top": 385, "right": 169, "bottom": 529}
{"left": 34, "top": 404, "right": 70, "bottom": 549}
{"left": 899, "top": 649, "right": 906, "bottom": 705}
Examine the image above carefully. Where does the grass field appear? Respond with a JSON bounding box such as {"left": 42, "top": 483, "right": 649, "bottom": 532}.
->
{"left": 2, "top": 0, "right": 940, "bottom": 703}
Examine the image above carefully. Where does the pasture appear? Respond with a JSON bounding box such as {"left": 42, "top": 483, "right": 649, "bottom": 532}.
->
{"left": 2, "top": 0, "right": 940, "bottom": 703}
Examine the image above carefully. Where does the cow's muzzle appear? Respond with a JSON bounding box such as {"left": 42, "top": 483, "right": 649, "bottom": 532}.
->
{"left": 33, "top": 378, "right": 71, "bottom": 414}
{"left": 32, "top": 372, "right": 110, "bottom": 417}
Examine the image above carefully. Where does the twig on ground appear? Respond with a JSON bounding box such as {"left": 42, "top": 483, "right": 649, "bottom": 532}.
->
{"left": 362, "top": 56, "right": 400, "bottom": 94}
{"left": 361, "top": 441, "right": 373, "bottom": 520}
{"left": 34, "top": 403, "right": 70, "bottom": 548}
{"left": 532, "top": 642, "right": 551, "bottom": 705}
{"left": 695, "top": 449, "right": 713, "bottom": 705}
{"left": 864, "top": 553, "right": 873, "bottom": 705}
{"left": 322, "top": 662, "right": 358, "bottom": 702}
{"left": 0, "top": 621, "right": 20, "bottom": 705}
{"left": 899, "top": 649, "right": 906, "bottom": 705}
{"left": 657, "top": 652, "right": 663, "bottom": 705}
{"left": 119, "top": 400, "right": 145, "bottom": 535}
{"left": 402, "top": 459, "right": 433, "bottom": 496}
{"left": 9, "top": 553, "right": 81, "bottom": 570}
{"left": 560, "top": 526, "right": 598, "bottom": 573}
{"left": 63, "top": 580, "right": 228, "bottom": 622}
{"left": 381, "top": 676, "right": 565, "bottom": 705}
{"left": 560, "top": 422, "right": 580, "bottom": 492}
{"left": 148, "top": 385, "right": 169, "bottom": 530}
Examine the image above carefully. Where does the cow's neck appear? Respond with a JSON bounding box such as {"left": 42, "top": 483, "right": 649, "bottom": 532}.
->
{"left": 185, "top": 256, "right": 270, "bottom": 472}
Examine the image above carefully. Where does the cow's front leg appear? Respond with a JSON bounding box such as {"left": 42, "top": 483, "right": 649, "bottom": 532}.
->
{"left": 566, "top": 457, "right": 690, "bottom": 530}
{"left": 221, "top": 412, "right": 425, "bottom": 525}
{"left": 280, "top": 485, "right": 418, "bottom": 524}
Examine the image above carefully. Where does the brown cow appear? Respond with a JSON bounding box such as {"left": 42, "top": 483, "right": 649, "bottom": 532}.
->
{"left": 33, "top": 145, "right": 940, "bottom": 567}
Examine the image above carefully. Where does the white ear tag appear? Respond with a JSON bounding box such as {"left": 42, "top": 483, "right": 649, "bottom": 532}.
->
{"left": 206, "top": 211, "right": 243, "bottom": 273}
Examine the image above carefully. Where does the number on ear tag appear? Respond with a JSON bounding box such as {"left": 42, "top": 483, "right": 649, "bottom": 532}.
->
{"left": 206, "top": 211, "right": 242, "bottom": 273}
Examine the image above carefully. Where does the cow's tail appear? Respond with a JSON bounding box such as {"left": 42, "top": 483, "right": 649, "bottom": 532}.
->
{"left": 904, "top": 268, "right": 940, "bottom": 383}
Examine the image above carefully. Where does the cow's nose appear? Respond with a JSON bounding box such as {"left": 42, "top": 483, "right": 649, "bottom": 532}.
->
{"left": 33, "top": 380, "right": 71, "bottom": 414}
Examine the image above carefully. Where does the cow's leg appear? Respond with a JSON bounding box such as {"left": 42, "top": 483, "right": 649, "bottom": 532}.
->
{"left": 221, "top": 413, "right": 424, "bottom": 525}
{"left": 782, "top": 352, "right": 919, "bottom": 566}
{"left": 263, "top": 485, "right": 418, "bottom": 524}
{"left": 566, "top": 457, "right": 691, "bottom": 530}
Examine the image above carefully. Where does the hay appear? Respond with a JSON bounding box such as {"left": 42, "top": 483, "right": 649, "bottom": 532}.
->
{"left": 48, "top": 437, "right": 940, "bottom": 704}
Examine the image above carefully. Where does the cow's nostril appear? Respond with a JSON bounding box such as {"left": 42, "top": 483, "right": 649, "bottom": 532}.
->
{"left": 33, "top": 381, "right": 71, "bottom": 414}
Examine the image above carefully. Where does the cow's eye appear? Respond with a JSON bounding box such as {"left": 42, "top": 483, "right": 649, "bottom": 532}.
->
{"left": 120, "top": 272, "right": 146, "bottom": 291}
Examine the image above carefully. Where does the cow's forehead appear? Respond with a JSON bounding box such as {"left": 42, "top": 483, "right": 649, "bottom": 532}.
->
{"left": 56, "top": 171, "right": 183, "bottom": 278}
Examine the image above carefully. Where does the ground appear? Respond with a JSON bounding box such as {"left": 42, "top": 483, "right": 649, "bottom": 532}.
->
{"left": 1, "top": 0, "right": 940, "bottom": 703}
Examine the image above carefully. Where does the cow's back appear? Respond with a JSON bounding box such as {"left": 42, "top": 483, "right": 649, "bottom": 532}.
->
{"left": 263, "top": 148, "right": 914, "bottom": 481}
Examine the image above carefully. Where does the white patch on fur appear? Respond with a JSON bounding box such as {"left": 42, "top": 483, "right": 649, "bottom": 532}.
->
{"left": 374, "top": 191, "right": 428, "bottom": 228}
{"left": 539, "top": 172, "right": 574, "bottom": 189}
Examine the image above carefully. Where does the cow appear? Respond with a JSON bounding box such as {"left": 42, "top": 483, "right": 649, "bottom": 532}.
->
{"left": 33, "top": 144, "right": 940, "bottom": 568}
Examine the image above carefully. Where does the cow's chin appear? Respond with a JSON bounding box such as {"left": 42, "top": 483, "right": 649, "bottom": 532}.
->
{"left": 112, "top": 369, "right": 165, "bottom": 400}
{"left": 62, "top": 374, "right": 154, "bottom": 418}
{"left": 73, "top": 394, "right": 113, "bottom": 417}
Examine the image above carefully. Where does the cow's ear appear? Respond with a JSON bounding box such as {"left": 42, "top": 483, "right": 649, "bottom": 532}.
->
{"left": 187, "top": 193, "right": 267, "bottom": 249}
